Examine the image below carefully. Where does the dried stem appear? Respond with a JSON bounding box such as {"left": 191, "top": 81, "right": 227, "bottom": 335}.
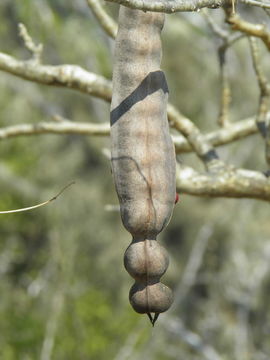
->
{"left": 0, "top": 182, "right": 74, "bottom": 214}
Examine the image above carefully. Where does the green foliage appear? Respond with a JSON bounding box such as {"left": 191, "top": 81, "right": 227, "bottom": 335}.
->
{"left": 55, "top": 290, "right": 138, "bottom": 359}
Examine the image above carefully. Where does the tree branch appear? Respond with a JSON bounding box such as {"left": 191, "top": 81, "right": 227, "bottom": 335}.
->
{"left": 249, "top": 36, "right": 270, "bottom": 164}
{"left": 104, "top": 0, "right": 226, "bottom": 14}
{"left": 0, "top": 51, "right": 262, "bottom": 153}
{"left": 176, "top": 163, "right": 270, "bottom": 201}
{"left": 168, "top": 104, "right": 224, "bottom": 170}
{"left": 0, "top": 52, "right": 112, "bottom": 101}
{"left": 18, "top": 23, "right": 43, "bottom": 63}
{"left": 0, "top": 53, "right": 269, "bottom": 201}
{"left": 0, "top": 121, "right": 110, "bottom": 139}
{"left": 241, "top": 0, "right": 270, "bottom": 10}
{"left": 0, "top": 114, "right": 259, "bottom": 153}
{"left": 227, "top": 14, "right": 270, "bottom": 51}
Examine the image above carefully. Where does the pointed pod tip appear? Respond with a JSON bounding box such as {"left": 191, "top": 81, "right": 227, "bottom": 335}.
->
{"left": 146, "top": 312, "right": 160, "bottom": 326}
{"left": 152, "top": 313, "right": 160, "bottom": 326}
{"left": 147, "top": 313, "right": 153, "bottom": 325}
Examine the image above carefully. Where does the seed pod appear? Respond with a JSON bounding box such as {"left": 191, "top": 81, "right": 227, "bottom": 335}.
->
{"left": 110, "top": 6, "right": 176, "bottom": 325}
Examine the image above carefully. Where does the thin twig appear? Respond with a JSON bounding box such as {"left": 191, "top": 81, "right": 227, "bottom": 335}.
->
{"left": 202, "top": 10, "right": 245, "bottom": 127}
{"left": 249, "top": 37, "right": 270, "bottom": 96}
{"left": 18, "top": 23, "right": 43, "bottom": 63}
{"left": 241, "top": 0, "right": 270, "bottom": 9}
{"left": 0, "top": 115, "right": 259, "bottom": 151}
{"left": 173, "top": 115, "right": 259, "bottom": 153}
{"left": 227, "top": 14, "right": 270, "bottom": 50}
{"left": 232, "top": 0, "right": 236, "bottom": 14}
{"left": 249, "top": 37, "right": 270, "bottom": 164}
{"left": 0, "top": 182, "right": 75, "bottom": 214}
{"left": 168, "top": 104, "right": 224, "bottom": 171}
{"left": 86, "top": 0, "right": 117, "bottom": 38}
{"left": 0, "top": 121, "right": 110, "bottom": 139}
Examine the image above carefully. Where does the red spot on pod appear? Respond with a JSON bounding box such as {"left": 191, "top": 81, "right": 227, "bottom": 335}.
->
{"left": 175, "top": 193, "right": 180, "bottom": 204}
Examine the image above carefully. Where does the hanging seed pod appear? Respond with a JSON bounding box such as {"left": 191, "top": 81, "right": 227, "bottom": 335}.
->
{"left": 110, "top": 6, "right": 176, "bottom": 325}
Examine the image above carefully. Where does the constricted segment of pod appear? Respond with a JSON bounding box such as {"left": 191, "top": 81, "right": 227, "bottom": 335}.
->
{"left": 124, "top": 239, "right": 169, "bottom": 282}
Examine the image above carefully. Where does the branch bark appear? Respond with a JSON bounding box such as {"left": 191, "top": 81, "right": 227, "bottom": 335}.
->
{"left": 0, "top": 121, "right": 110, "bottom": 139}
{"left": 176, "top": 164, "right": 270, "bottom": 201}
{"left": 227, "top": 14, "right": 270, "bottom": 51}
{"left": 168, "top": 104, "right": 223, "bottom": 170}
{"left": 104, "top": 0, "right": 226, "bottom": 13}
{"left": 1, "top": 48, "right": 269, "bottom": 202}
{"left": 0, "top": 51, "right": 260, "bottom": 151}
{"left": 0, "top": 116, "right": 259, "bottom": 154}
{"left": 0, "top": 53, "right": 112, "bottom": 101}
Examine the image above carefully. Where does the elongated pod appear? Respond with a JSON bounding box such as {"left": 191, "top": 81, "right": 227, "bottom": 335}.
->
{"left": 110, "top": 6, "right": 176, "bottom": 324}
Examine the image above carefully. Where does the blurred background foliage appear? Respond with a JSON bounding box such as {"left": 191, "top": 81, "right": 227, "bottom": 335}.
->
{"left": 0, "top": 1, "right": 269, "bottom": 359}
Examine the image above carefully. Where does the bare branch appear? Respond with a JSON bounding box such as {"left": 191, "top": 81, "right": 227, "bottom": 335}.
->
{"left": 174, "top": 116, "right": 258, "bottom": 153}
{"left": 202, "top": 11, "right": 245, "bottom": 127}
{"left": 104, "top": 0, "right": 226, "bottom": 14}
{"left": 249, "top": 37, "right": 270, "bottom": 163}
{"left": 0, "top": 52, "right": 112, "bottom": 101}
{"left": 0, "top": 121, "right": 110, "bottom": 139}
{"left": 168, "top": 104, "right": 224, "bottom": 170}
{"left": 227, "top": 14, "right": 270, "bottom": 50}
{"left": 249, "top": 37, "right": 270, "bottom": 96}
{"left": 176, "top": 163, "right": 270, "bottom": 201}
{"left": 86, "top": 0, "right": 117, "bottom": 38}
{"left": 0, "top": 113, "right": 260, "bottom": 156}
{"left": 0, "top": 51, "right": 263, "bottom": 154}
{"left": 0, "top": 49, "right": 269, "bottom": 201}
{"left": 241, "top": 0, "right": 270, "bottom": 9}
{"left": 218, "top": 49, "right": 231, "bottom": 127}
{"left": 0, "top": 49, "right": 259, "bottom": 137}
{"left": 18, "top": 23, "right": 43, "bottom": 63}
